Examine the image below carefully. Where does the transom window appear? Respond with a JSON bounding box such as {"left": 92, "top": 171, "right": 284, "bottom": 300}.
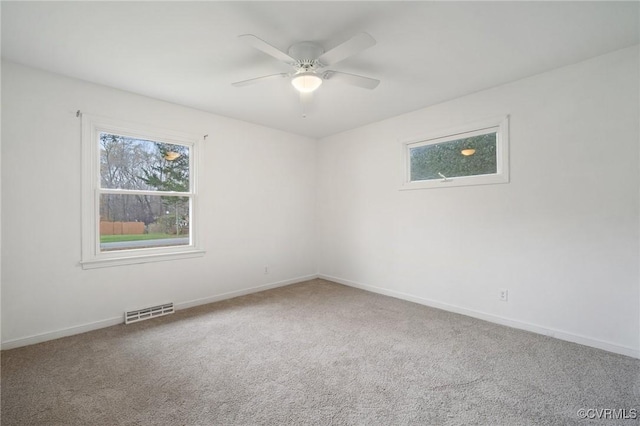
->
{"left": 81, "top": 115, "right": 204, "bottom": 268}
{"left": 401, "top": 116, "right": 509, "bottom": 190}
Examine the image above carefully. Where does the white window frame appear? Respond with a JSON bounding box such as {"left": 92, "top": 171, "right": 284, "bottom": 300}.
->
{"left": 400, "top": 116, "right": 509, "bottom": 190}
{"left": 81, "top": 114, "right": 205, "bottom": 269}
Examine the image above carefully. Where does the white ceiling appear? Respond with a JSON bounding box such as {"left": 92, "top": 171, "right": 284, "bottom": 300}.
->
{"left": 2, "top": 1, "right": 639, "bottom": 139}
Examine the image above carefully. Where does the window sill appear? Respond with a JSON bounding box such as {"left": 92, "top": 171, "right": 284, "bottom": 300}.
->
{"left": 80, "top": 249, "right": 206, "bottom": 269}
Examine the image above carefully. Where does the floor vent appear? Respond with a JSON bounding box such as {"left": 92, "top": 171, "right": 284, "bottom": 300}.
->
{"left": 125, "top": 302, "right": 174, "bottom": 324}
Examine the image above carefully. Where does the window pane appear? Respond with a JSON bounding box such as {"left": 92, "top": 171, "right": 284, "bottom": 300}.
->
{"left": 100, "top": 133, "right": 190, "bottom": 192}
{"left": 100, "top": 194, "right": 190, "bottom": 252}
{"left": 410, "top": 132, "right": 497, "bottom": 181}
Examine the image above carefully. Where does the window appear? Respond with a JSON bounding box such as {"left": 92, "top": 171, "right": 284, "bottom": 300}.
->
{"left": 81, "top": 115, "right": 204, "bottom": 268}
{"left": 401, "top": 116, "right": 509, "bottom": 190}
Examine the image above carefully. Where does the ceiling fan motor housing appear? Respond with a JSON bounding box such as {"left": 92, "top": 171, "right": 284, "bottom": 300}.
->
{"left": 289, "top": 41, "right": 325, "bottom": 71}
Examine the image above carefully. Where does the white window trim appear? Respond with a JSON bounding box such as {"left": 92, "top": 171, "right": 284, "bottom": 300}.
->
{"left": 400, "top": 115, "right": 510, "bottom": 190}
{"left": 81, "top": 114, "right": 205, "bottom": 269}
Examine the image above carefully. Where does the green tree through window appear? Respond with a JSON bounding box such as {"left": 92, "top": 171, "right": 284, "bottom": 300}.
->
{"left": 410, "top": 133, "right": 497, "bottom": 181}
{"left": 140, "top": 143, "right": 190, "bottom": 236}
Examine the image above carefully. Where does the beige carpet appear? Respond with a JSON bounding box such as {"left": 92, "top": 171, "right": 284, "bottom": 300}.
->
{"left": 2, "top": 279, "right": 638, "bottom": 425}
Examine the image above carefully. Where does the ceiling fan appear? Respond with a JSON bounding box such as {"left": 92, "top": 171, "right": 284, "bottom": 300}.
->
{"left": 232, "top": 32, "right": 380, "bottom": 95}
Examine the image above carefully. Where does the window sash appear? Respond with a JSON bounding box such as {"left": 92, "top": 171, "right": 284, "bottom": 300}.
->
{"left": 98, "top": 188, "right": 194, "bottom": 197}
{"left": 400, "top": 116, "right": 509, "bottom": 190}
{"left": 97, "top": 130, "right": 194, "bottom": 193}
{"left": 96, "top": 192, "right": 193, "bottom": 254}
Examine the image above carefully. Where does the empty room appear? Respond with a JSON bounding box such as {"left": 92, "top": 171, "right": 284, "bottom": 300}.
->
{"left": 1, "top": 1, "right": 639, "bottom": 425}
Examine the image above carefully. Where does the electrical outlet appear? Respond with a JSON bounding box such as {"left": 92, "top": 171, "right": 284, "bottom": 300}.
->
{"left": 264, "top": 265, "right": 269, "bottom": 275}
{"left": 499, "top": 289, "right": 508, "bottom": 301}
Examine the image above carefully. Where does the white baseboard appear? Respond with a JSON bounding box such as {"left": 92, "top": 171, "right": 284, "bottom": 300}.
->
{"left": 175, "top": 274, "right": 319, "bottom": 310}
{"left": 319, "top": 274, "right": 640, "bottom": 359}
{"left": 1, "top": 316, "right": 124, "bottom": 351}
{"left": 1, "top": 273, "right": 319, "bottom": 351}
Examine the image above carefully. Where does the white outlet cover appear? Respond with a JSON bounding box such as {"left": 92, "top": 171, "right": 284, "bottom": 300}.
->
{"left": 499, "top": 289, "right": 508, "bottom": 301}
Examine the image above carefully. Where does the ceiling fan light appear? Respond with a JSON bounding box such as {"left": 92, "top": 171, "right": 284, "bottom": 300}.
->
{"left": 291, "top": 72, "right": 322, "bottom": 93}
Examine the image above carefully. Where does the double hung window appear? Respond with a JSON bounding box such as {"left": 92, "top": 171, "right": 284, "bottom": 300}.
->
{"left": 81, "top": 115, "right": 204, "bottom": 268}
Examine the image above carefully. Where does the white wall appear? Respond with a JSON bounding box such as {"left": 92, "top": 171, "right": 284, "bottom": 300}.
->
{"left": 1, "top": 62, "right": 317, "bottom": 348}
{"left": 317, "top": 46, "right": 640, "bottom": 358}
{"left": 3, "top": 47, "right": 639, "bottom": 358}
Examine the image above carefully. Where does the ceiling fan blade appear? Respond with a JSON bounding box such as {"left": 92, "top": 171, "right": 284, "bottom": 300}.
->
{"left": 232, "top": 73, "right": 289, "bottom": 87}
{"left": 238, "top": 34, "right": 296, "bottom": 64}
{"left": 322, "top": 71, "right": 380, "bottom": 90}
{"left": 317, "top": 32, "right": 376, "bottom": 66}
